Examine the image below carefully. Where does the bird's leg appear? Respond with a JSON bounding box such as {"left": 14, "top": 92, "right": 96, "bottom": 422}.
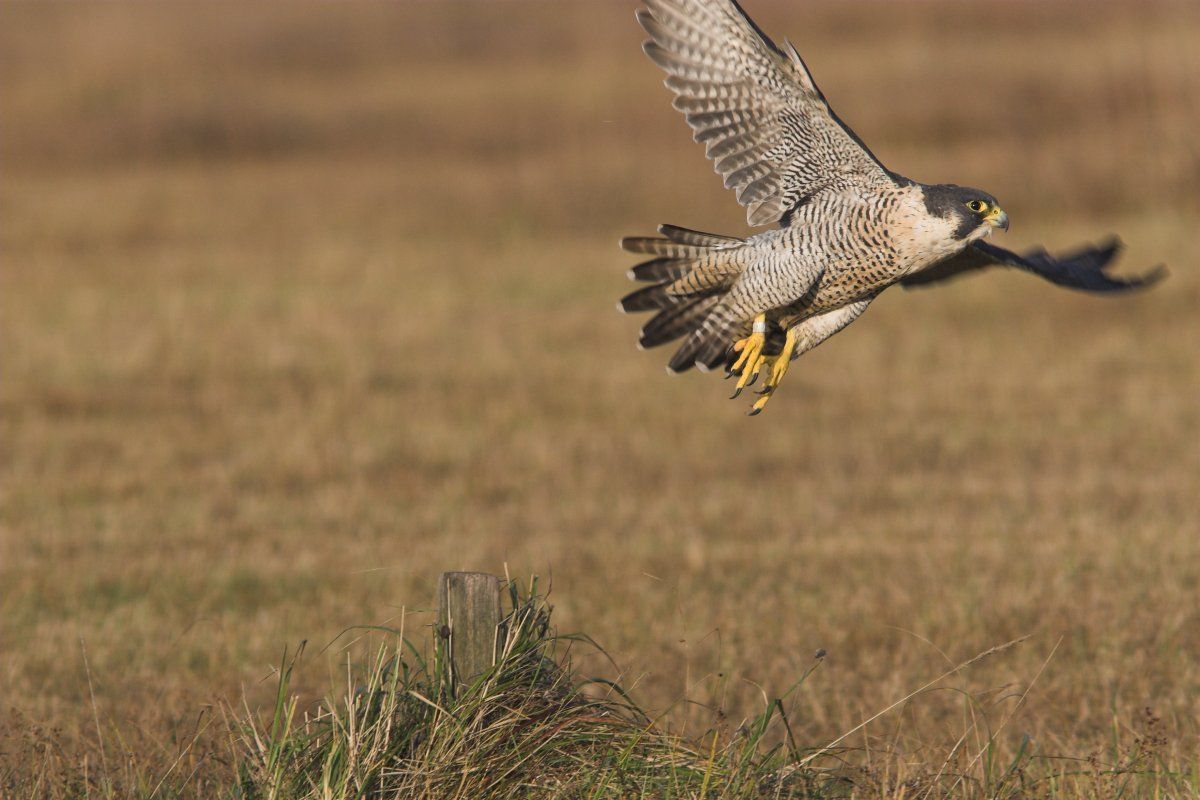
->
{"left": 749, "top": 326, "right": 799, "bottom": 415}
{"left": 743, "top": 300, "right": 875, "bottom": 416}
{"left": 729, "top": 314, "right": 768, "bottom": 399}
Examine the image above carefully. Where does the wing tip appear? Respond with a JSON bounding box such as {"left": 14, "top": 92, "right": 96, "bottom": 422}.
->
{"left": 1092, "top": 237, "right": 1166, "bottom": 291}
{"left": 1131, "top": 263, "right": 1168, "bottom": 288}
{"left": 1098, "top": 235, "right": 1124, "bottom": 261}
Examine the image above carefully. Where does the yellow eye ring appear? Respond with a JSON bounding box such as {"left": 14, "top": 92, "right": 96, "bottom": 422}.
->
{"left": 967, "top": 200, "right": 988, "bottom": 213}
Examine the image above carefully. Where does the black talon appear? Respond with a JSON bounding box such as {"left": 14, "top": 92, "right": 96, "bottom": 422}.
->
{"left": 747, "top": 405, "right": 763, "bottom": 417}
{"left": 730, "top": 387, "right": 744, "bottom": 399}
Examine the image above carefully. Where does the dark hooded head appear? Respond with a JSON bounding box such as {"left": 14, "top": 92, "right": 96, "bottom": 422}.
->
{"left": 922, "top": 183, "right": 1009, "bottom": 241}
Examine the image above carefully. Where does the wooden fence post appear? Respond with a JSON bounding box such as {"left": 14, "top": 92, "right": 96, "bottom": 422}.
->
{"left": 437, "top": 571, "right": 502, "bottom": 686}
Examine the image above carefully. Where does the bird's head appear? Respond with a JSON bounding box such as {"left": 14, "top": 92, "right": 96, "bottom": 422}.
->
{"left": 922, "top": 184, "right": 1009, "bottom": 242}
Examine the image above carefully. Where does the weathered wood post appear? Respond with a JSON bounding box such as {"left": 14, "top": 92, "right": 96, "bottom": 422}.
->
{"left": 437, "top": 571, "right": 503, "bottom": 686}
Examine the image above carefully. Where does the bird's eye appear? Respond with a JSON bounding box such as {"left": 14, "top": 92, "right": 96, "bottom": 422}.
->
{"left": 967, "top": 200, "right": 988, "bottom": 213}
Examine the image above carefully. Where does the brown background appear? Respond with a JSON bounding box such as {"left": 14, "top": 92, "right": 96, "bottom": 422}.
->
{"left": 3, "top": 0, "right": 1198, "bottom": 786}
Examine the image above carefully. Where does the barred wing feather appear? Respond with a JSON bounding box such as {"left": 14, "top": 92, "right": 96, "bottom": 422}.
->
{"left": 638, "top": 0, "right": 897, "bottom": 226}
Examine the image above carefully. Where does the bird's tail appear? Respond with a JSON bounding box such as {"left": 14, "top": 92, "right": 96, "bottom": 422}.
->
{"left": 618, "top": 224, "right": 748, "bottom": 373}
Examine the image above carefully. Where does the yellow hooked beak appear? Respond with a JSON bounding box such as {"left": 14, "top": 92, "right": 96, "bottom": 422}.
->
{"left": 986, "top": 206, "right": 1010, "bottom": 232}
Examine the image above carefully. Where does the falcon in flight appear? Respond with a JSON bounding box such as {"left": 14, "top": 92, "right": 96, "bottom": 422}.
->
{"left": 618, "top": 0, "right": 1164, "bottom": 415}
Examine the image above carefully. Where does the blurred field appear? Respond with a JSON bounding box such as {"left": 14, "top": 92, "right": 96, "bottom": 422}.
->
{"left": 2, "top": 0, "right": 1199, "bottom": 792}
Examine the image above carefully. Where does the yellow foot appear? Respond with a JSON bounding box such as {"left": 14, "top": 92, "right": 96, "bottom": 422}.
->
{"left": 728, "top": 314, "right": 768, "bottom": 399}
{"left": 747, "top": 327, "right": 798, "bottom": 416}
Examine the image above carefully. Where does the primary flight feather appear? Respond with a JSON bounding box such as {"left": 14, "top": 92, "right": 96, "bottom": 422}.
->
{"left": 619, "top": 0, "right": 1165, "bottom": 415}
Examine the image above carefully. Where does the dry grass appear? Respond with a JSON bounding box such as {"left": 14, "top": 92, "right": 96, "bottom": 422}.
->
{"left": 234, "top": 582, "right": 1181, "bottom": 799}
{"left": 2, "top": 0, "right": 1198, "bottom": 796}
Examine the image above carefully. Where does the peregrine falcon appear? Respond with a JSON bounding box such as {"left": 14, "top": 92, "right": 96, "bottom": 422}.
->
{"left": 618, "top": 0, "right": 1165, "bottom": 415}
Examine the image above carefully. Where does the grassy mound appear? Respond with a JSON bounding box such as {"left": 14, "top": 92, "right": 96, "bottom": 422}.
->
{"left": 235, "top": 582, "right": 829, "bottom": 799}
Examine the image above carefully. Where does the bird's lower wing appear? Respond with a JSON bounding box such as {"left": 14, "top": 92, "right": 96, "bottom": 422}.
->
{"left": 901, "top": 239, "right": 1166, "bottom": 293}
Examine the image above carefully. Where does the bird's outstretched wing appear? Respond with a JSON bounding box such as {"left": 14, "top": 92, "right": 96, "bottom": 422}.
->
{"left": 901, "top": 240, "right": 1166, "bottom": 292}
{"left": 637, "top": 0, "right": 897, "bottom": 227}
